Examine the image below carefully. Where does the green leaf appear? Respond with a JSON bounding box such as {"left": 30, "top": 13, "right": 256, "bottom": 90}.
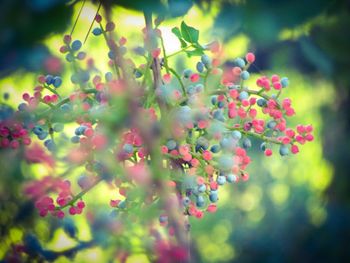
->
{"left": 180, "top": 21, "right": 199, "bottom": 43}
{"left": 171, "top": 27, "right": 182, "bottom": 38}
{"left": 171, "top": 27, "right": 187, "bottom": 48}
{"left": 185, "top": 48, "right": 204, "bottom": 57}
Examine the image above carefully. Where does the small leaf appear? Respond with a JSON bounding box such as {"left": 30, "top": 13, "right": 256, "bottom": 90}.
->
{"left": 171, "top": 27, "right": 182, "bottom": 38}
{"left": 172, "top": 27, "right": 187, "bottom": 48}
{"left": 179, "top": 39, "right": 187, "bottom": 48}
{"left": 181, "top": 21, "right": 199, "bottom": 43}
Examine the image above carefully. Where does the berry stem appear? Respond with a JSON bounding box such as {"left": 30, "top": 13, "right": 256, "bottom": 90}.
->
{"left": 55, "top": 177, "right": 103, "bottom": 211}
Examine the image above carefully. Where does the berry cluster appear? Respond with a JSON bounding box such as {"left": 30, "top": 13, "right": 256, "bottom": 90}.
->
{"left": 0, "top": 14, "right": 313, "bottom": 233}
{"left": 24, "top": 176, "right": 86, "bottom": 218}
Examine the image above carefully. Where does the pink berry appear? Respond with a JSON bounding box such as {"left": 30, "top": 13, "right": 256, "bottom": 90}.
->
{"left": 264, "top": 149, "right": 273, "bottom": 156}
{"left": 56, "top": 210, "right": 65, "bottom": 219}
{"left": 10, "top": 140, "right": 20, "bottom": 149}
{"left": 69, "top": 206, "right": 76, "bottom": 215}
{"left": 77, "top": 201, "right": 85, "bottom": 209}
{"left": 271, "top": 74, "right": 280, "bottom": 83}
{"left": 245, "top": 52, "right": 255, "bottom": 63}
{"left": 151, "top": 48, "right": 161, "bottom": 58}
{"left": 291, "top": 145, "right": 299, "bottom": 154}
{"left": 190, "top": 73, "right": 200, "bottom": 83}
{"left": 95, "top": 14, "right": 102, "bottom": 23}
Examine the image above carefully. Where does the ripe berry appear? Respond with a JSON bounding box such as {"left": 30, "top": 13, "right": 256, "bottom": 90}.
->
{"left": 280, "top": 77, "right": 289, "bottom": 88}
{"left": 92, "top": 27, "right": 103, "bottom": 36}
{"left": 123, "top": 143, "right": 133, "bottom": 154}
{"left": 242, "top": 138, "right": 252, "bottom": 149}
{"left": 196, "top": 62, "right": 204, "bottom": 72}
{"left": 201, "top": 54, "right": 211, "bottom": 67}
{"left": 71, "top": 40, "right": 82, "bottom": 51}
{"left": 245, "top": 52, "right": 255, "bottom": 63}
{"left": 240, "top": 71, "right": 250, "bottom": 80}
{"left": 231, "top": 130, "right": 242, "bottom": 140}
{"left": 196, "top": 195, "right": 205, "bottom": 207}
{"left": 235, "top": 58, "right": 245, "bottom": 68}
{"left": 238, "top": 91, "right": 249, "bottom": 100}
{"left": 279, "top": 145, "right": 289, "bottom": 156}
{"left": 209, "top": 191, "right": 218, "bottom": 202}
{"left": 210, "top": 144, "right": 221, "bottom": 153}
{"left": 217, "top": 175, "right": 226, "bottom": 185}
{"left": 53, "top": 76, "right": 62, "bottom": 88}
{"left": 166, "top": 140, "right": 177, "bottom": 151}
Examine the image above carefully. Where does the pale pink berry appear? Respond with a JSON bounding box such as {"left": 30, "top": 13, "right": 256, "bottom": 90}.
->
{"left": 245, "top": 52, "right": 255, "bottom": 63}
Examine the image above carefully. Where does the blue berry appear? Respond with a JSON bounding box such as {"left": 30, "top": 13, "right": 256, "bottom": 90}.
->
{"left": 196, "top": 137, "right": 209, "bottom": 150}
{"left": 242, "top": 138, "right": 252, "bottom": 149}
{"left": 196, "top": 61, "right": 204, "bottom": 72}
{"left": 257, "top": 98, "right": 266, "bottom": 107}
{"left": 53, "top": 76, "right": 62, "bottom": 88}
{"left": 105, "top": 72, "right": 113, "bottom": 82}
{"left": 235, "top": 57, "right": 245, "bottom": 68}
{"left": 134, "top": 69, "right": 143, "bottom": 78}
{"left": 182, "top": 197, "right": 190, "bottom": 206}
{"left": 211, "top": 96, "right": 217, "bottom": 105}
{"left": 134, "top": 46, "right": 145, "bottom": 56}
{"left": 213, "top": 110, "right": 225, "bottom": 122}
{"left": 123, "top": 143, "right": 133, "bottom": 154}
{"left": 92, "top": 27, "right": 102, "bottom": 36}
{"left": 267, "top": 120, "right": 277, "bottom": 129}
{"left": 166, "top": 139, "right": 177, "bottom": 150}
{"left": 183, "top": 69, "right": 192, "bottom": 78}
{"left": 60, "top": 103, "right": 71, "bottom": 112}
{"left": 65, "top": 53, "right": 74, "bottom": 62}
{"left": 78, "top": 71, "right": 90, "bottom": 83}
{"left": 209, "top": 191, "right": 218, "bottom": 202}
{"left": 240, "top": 71, "right": 250, "bottom": 80}
{"left": 281, "top": 77, "right": 289, "bottom": 88}
{"left": 71, "top": 40, "right": 82, "bottom": 51}
{"left": 231, "top": 130, "right": 242, "bottom": 140}
{"left": 187, "top": 85, "right": 196, "bottom": 95}
{"left": 195, "top": 84, "right": 204, "bottom": 93}
{"left": 119, "top": 46, "right": 127, "bottom": 55}
{"left": 71, "top": 136, "right": 80, "bottom": 143}
{"left": 279, "top": 145, "right": 289, "bottom": 156}
{"left": 226, "top": 173, "right": 236, "bottom": 183}
{"left": 198, "top": 184, "right": 206, "bottom": 193}
{"left": 33, "top": 126, "right": 43, "bottom": 135}
{"left": 218, "top": 155, "right": 234, "bottom": 171}
{"left": 3, "top": 92, "right": 9, "bottom": 100}
{"left": 77, "top": 52, "right": 86, "bottom": 60}
{"left": 118, "top": 200, "right": 126, "bottom": 209}
{"left": 18, "top": 103, "right": 28, "bottom": 111}
{"left": 44, "top": 139, "right": 55, "bottom": 151}
{"left": 220, "top": 137, "right": 235, "bottom": 151}
{"left": 159, "top": 215, "right": 168, "bottom": 223}
{"left": 45, "top": 75, "right": 54, "bottom": 85}
{"left": 238, "top": 91, "right": 249, "bottom": 100}
{"left": 210, "top": 144, "right": 221, "bottom": 153}
{"left": 201, "top": 54, "right": 211, "bottom": 66}
{"left": 196, "top": 195, "right": 205, "bottom": 207}
{"left": 260, "top": 142, "right": 267, "bottom": 151}
{"left": 38, "top": 131, "right": 48, "bottom": 140}
{"left": 217, "top": 101, "right": 225, "bottom": 108}
{"left": 217, "top": 175, "right": 226, "bottom": 185}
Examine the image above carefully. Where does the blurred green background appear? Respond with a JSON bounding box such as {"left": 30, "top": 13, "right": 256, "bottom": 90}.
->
{"left": 1, "top": 0, "right": 350, "bottom": 262}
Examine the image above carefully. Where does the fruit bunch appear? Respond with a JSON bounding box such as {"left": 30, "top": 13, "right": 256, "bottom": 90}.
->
{"left": 0, "top": 12, "right": 313, "bottom": 261}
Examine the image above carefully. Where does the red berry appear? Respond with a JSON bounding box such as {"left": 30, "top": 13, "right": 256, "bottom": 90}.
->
{"left": 245, "top": 52, "right": 255, "bottom": 63}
